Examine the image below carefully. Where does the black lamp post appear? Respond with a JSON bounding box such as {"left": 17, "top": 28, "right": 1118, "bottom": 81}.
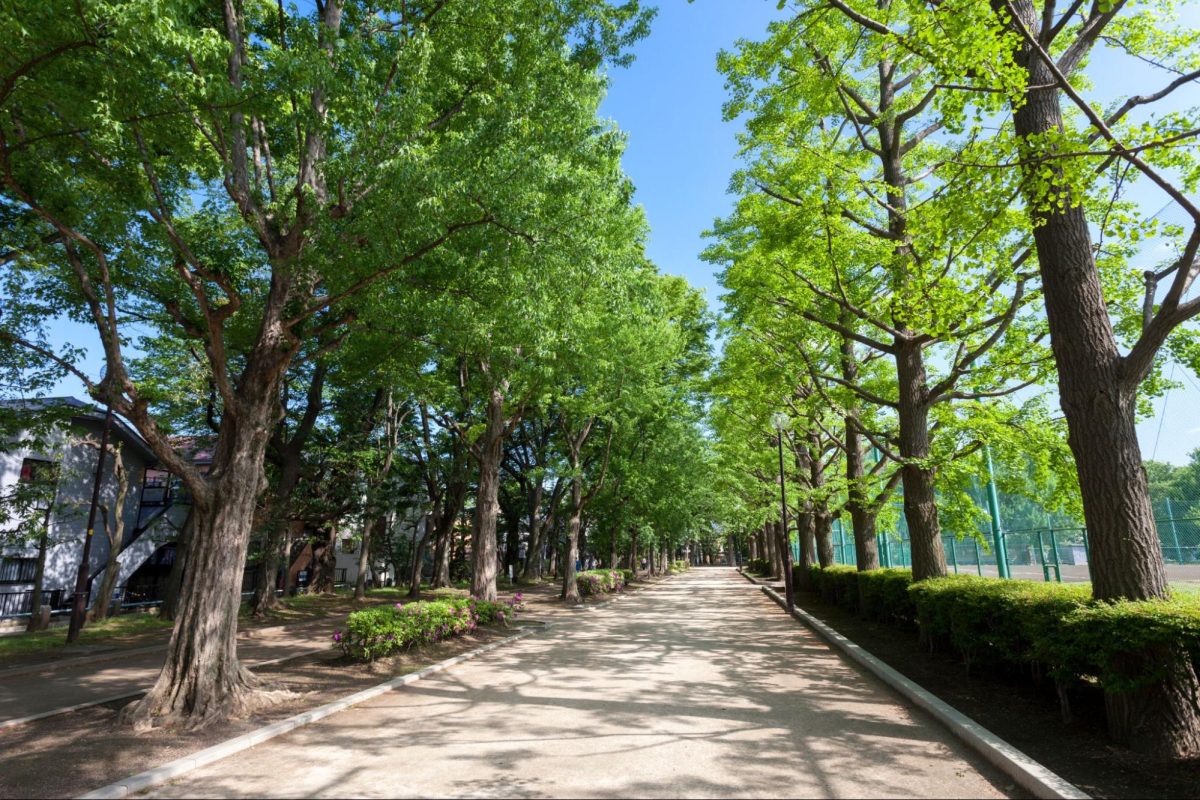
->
{"left": 772, "top": 412, "right": 795, "bottom": 612}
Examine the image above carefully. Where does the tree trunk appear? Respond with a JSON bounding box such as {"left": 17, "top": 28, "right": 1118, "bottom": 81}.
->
{"left": 844, "top": 429, "right": 880, "bottom": 572}
{"left": 470, "top": 387, "right": 505, "bottom": 603}
{"left": 92, "top": 529, "right": 122, "bottom": 621}
{"left": 1104, "top": 654, "right": 1200, "bottom": 759}
{"left": 26, "top": 525, "right": 50, "bottom": 632}
{"left": 430, "top": 484, "right": 465, "bottom": 590}
{"left": 995, "top": 0, "right": 1168, "bottom": 602}
{"left": 121, "top": 465, "right": 281, "bottom": 729}
{"left": 520, "top": 487, "right": 545, "bottom": 583}
{"left": 354, "top": 518, "right": 374, "bottom": 601}
{"left": 160, "top": 509, "right": 194, "bottom": 622}
{"left": 895, "top": 340, "right": 945, "bottom": 581}
{"left": 561, "top": 476, "right": 583, "bottom": 605}
{"left": 250, "top": 523, "right": 285, "bottom": 616}
{"left": 407, "top": 514, "right": 431, "bottom": 599}
{"left": 309, "top": 527, "right": 337, "bottom": 594}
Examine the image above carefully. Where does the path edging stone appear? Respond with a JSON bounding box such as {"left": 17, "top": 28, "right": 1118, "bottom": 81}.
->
{"left": 77, "top": 625, "right": 543, "bottom": 800}
{"left": 758, "top": 584, "right": 1088, "bottom": 800}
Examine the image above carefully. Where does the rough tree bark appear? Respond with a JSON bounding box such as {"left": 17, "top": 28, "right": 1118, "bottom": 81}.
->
{"left": 354, "top": 517, "right": 376, "bottom": 601}
{"left": 840, "top": 334, "right": 880, "bottom": 570}
{"left": 996, "top": 0, "right": 1194, "bottom": 755}
{"left": 470, "top": 386, "right": 506, "bottom": 602}
{"left": 160, "top": 509, "right": 194, "bottom": 622}
{"left": 92, "top": 445, "right": 129, "bottom": 621}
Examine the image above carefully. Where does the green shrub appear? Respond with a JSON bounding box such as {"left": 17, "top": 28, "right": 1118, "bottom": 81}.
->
{"left": 811, "top": 565, "right": 859, "bottom": 611}
{"left": 857, "top": 569, "right": 915, "bottom": 623}
{"left": 336, "top": 596, "right": 518, "bottom": 661}
{"left": 1056, "top": 596, "right": 1200, "bottom": 692}
{"left": 747, "top": 558, "right": 772, "bottom": 576}
{"left": 908, "top": 576, "right": 1091, "bottom": 672}
{"left": 620, "top": 569, "right": 636, "bottom": 585}
{"left": 577, "top": 569, "right": 625, "bottom": 596}
{"left": 669, "top": 559, "right": 689, "bottom": 573}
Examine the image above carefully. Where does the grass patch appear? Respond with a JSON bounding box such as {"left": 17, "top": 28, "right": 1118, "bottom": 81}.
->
{"left": 0, "top": 613, "right": 172, "bottom": 661}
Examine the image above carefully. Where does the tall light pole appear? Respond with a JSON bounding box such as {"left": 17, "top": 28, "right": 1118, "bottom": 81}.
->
{"left": 772, "top": 412, "right": 795, "bottom": 612}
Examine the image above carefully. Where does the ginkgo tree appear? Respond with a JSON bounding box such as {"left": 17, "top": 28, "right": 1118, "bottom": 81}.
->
{"left": 0, "top": 0, "right": 651, "bottom": 727}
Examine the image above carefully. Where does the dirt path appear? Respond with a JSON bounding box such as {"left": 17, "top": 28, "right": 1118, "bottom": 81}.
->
{"left": 143, "top": 568, "right": 1016, "bottom": 799}
{"left": 0, "top": 615, "right": 341, "bottom": 723}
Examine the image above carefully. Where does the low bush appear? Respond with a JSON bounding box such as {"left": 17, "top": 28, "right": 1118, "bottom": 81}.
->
{"left": 620, "top": 568, "right": 636, "bottom": 586}
{"left": 336, "top": 595, "right": 521, "bottom": 661}
{"left": 669, "top": 559, "right": 689, "bottom": 573}
{"left": 803, "top": 564, "right": 1200, "bottom": 736}
{"left": 577, "top": 569, "right": 626, "bottom": 596}
{"left": 807, "top": 564, "right": 859, "bottom": 611}
{"left": 857, "top": 568, "right": 916, "bottom": 623}
{"left": 908, "top": 576, "right": 1090, "bottom": 673}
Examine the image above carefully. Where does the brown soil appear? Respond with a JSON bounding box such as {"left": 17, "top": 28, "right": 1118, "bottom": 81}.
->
{"left": 792, "top": 590, "right": 1200, "bottom": 799}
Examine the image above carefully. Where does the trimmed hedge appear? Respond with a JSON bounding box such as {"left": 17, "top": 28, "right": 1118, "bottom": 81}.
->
{"left": 803, "top": 565, "right": 1200, "bottom": 713}
{"left": 796, "top": 565, "right": 915, "bottom": 623}
{"left": 577, "top": 569, "right": 626, "bottom": 596}
{"left": 336, "top": 595, "right": 519, "bottom": 661}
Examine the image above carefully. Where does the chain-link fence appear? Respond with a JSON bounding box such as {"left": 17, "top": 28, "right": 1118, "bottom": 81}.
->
{"left": 822, "top": 449, "right": 1200, "bottom": 584}
{"left": 824, "top": 505, "right": 1200, "bottom": 584}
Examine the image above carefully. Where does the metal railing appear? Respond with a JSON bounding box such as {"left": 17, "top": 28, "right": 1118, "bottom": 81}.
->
{"left": 0, "top": 589, "right": 64, "bottom": 618}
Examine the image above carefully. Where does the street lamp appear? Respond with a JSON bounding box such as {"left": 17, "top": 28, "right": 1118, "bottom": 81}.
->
{"left": 771, "top": 411, "right": 795, "bottom": 612}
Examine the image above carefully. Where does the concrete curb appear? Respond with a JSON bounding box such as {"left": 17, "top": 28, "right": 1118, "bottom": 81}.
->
{"left": 759, "top": 585, "right": 1088, "bottom": 800}
{"left": 0, "top": 644, "right": 334, "bottom": 730}
{"left": 78, "top": 625, "right": 545, "bottom": 799}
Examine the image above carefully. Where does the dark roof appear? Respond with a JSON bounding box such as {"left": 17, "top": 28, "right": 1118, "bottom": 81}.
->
{"left": 0, "top": 396, "right": 158, "bottom": 465}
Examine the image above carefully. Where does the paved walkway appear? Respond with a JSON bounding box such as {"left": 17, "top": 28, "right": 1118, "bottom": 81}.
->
{"left": 0, "top": 617, "right": 339, "bottom": 723}
{"left": 145, "top": 568, "right": 1013, "bottom": 798}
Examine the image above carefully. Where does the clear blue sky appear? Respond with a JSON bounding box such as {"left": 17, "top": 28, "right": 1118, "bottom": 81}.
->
{"left": 599, "top": 0, "right": 1200, "bottom": 466}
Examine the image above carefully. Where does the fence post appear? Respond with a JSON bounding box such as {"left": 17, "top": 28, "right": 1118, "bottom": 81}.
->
{"left": 1082, "top": 529, "right": 1091, "bottom": 580}
{"left": 1036, "top": 530, "right": 1050, "bottom": 582}
{"left": 949, "top": 536, "right": 959, "bottom": 574}
{"left": 985, "top": 446, "right": 1010, "bottom": 579}
{"left": 1049, "top": 528, "right": 1062, "bottom": 582}
{"left": 974, "top": 539, "right": 983, "bottom": 576}
{"left": 1166, "top": 497, "right": 1183, "bottom": 564}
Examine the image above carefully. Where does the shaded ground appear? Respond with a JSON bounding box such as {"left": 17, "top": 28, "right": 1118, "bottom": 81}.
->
{"left": 0, "top": 578, "right": 600, "bottom": 798}
{"left": 788, "top": 588, "right": 1200, "bottom": 799}
{"left": 143, "top": 568, "right": 1016, "bottom": 799}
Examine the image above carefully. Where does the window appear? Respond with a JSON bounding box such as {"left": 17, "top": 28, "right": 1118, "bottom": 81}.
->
{"left": 18, "top": 458, "right": 57, "bottom": 511}
{"left": 0, "top": 557, "right": 37, "bottom": 583}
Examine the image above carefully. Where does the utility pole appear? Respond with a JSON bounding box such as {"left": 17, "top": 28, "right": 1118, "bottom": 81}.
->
{"left": 67, "top": 400, "right": 114, "bottom": 643}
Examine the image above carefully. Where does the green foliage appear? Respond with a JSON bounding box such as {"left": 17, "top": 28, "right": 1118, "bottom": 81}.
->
{"left": 1058, "top": 598, "right": 1200, "bottom": 693}
{"left": 576, "top": 568, "right": 626, "bottom": 596}
{"left": 668, "top": 559, "right": 689, "bottom": 573}
{"left": 909, "top": 577, "right": 1091, "bottom": 672}
{"left": 337, "top": 596, "right": 518, "bottom": 662}
{"left": 746, "top": 558, "right": 772, "bottom": 576}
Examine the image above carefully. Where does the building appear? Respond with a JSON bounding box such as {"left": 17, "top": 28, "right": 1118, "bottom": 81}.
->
{"left": 0, "top": 397, "right": 187, "bottom": 620}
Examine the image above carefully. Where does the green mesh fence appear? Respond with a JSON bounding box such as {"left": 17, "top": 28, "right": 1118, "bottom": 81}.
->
{"left": 823, "top": 456, "right": 1200, "bottom": 583}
